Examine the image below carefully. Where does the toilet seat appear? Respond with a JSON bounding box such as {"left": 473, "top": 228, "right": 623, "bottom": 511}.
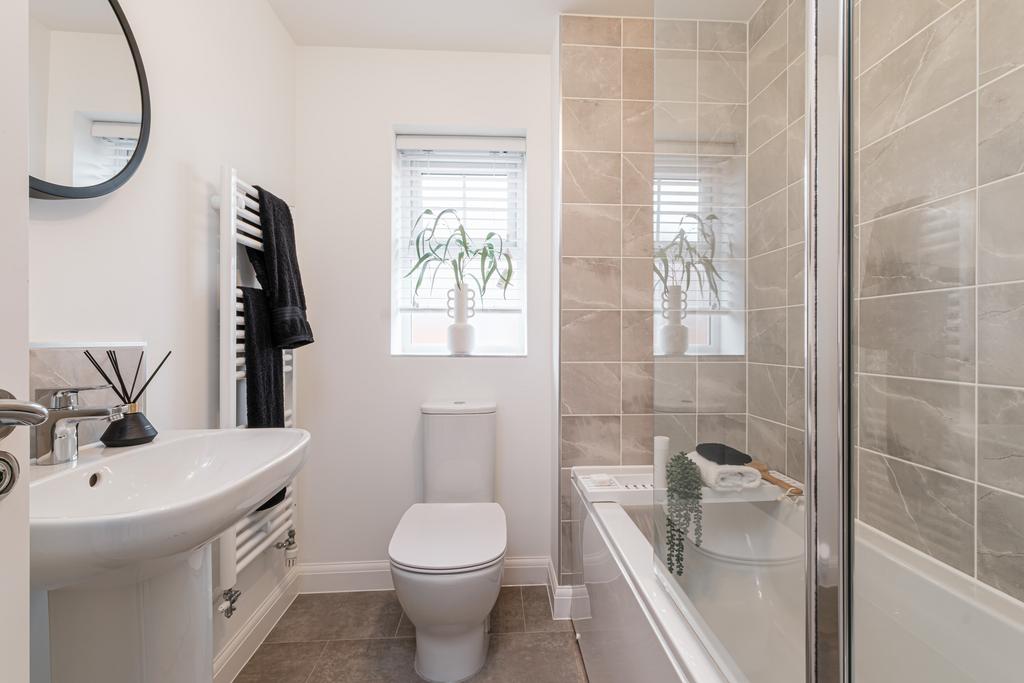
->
{"left": 389, "top": 502, "right": 506, "bottom": 574}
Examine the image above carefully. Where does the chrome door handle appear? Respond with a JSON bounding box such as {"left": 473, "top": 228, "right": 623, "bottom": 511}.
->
{"left": 0, "top": 389, "right": 49, "bottom": 441}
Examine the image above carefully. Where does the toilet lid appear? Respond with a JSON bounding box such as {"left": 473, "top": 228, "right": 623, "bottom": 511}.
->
{"left": 389, "top": 503, "right": 507, "bottom": 572}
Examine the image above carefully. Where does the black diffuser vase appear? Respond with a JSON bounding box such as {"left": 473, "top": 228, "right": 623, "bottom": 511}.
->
{"left": 101, "top": 403, "right": 158, "bottom": 447}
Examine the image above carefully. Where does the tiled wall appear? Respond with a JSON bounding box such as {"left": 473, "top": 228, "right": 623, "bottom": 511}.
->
{"left": 745, "top": 0, "right": 807, "bottom": 482}
{"left": 557, "top": 14, "right": 749, "bottom": 584}
{"left": 853, "top": 0, "right": 1024, "bottom": 603}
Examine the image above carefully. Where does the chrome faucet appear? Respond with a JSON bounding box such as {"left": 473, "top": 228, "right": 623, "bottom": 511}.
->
{"left": 34, "top": 386, "right": 126, "bottom": 466}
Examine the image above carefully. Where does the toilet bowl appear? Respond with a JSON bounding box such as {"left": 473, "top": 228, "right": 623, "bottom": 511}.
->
{"left": 390, "top": 502, "right": 507, "bottom": 682}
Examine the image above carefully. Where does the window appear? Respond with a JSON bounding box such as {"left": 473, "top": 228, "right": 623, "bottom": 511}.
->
{"left": 653, "top": 155, "right": 744, "bottom": 356}
{"left": 391, "top": 135, "right": 527, "bottom": 355}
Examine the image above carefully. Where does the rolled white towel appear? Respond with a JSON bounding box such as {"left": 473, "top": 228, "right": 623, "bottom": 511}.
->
{"left": 685, "top": 450, "right": 761, "bottom": 492}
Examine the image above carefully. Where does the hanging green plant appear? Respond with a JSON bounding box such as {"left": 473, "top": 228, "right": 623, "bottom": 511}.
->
{"left": 665, "top": 451, "right": 703, "bottom": 576}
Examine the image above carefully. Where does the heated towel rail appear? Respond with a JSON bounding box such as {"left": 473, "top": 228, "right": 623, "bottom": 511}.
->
{"left": 212, "top": 166, "right": 298, "bottom": 617}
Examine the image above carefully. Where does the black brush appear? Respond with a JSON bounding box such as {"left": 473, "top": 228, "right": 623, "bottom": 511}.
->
{"left": 84, "top": 350, "right": 126, "bottom": 403}
{"left": 695, "top": 442, "right": 752, "bottom": 466}
{"left": 107, "top": 350, "right": 131, "bottom": 405}
{"left": 130, "top": 351, "right": 171, "bottom": 404}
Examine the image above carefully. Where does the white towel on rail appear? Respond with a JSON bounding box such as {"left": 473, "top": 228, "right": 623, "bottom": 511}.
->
{"left": 686, "top": 451, "right": 761, "bottom": 492}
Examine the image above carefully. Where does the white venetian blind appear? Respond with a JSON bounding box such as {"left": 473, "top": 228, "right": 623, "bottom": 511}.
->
{"left": 394, "top": 136, "right": 526, "bottom": 313}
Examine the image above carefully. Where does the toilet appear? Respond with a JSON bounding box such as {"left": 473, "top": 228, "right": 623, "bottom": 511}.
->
{"left": 389, "top": 401, "right": 506, "bottom": 683}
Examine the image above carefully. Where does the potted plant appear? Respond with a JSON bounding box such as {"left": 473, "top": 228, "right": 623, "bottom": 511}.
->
{"left": 404, "top": 208, "right": 514, "bottom": 355}
{"left": 653, "top": 213, "right": 723, "bottom": 356}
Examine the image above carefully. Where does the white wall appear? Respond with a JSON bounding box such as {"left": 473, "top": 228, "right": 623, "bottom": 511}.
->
{"left": 294, "top": 47, "right": 554, "bottom": 572}
{"left": 26, "top": 0, "right": 296, "bottom": 664}
{"left": 28, "top": 18, "right": 50, "bottom": 179}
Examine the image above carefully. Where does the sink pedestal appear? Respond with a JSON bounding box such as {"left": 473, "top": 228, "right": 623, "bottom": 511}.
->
{"left": 40, "top": 546, "right": 213, "bottom": 683}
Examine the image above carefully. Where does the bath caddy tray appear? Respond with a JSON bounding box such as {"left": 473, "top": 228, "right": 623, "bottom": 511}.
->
{"left": 573, "top": 466, "right": 800, "bottom": 506}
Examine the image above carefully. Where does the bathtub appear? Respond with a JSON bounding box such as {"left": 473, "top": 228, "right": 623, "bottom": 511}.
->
{"left": 570, "top": 467, "right": 1024, "bottom": 683}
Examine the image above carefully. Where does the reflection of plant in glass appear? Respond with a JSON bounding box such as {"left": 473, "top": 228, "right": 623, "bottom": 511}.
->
{"left": 665, "top": 451, "right": 703, "bottom": 576}
{"left": 653, "top": 213, "right": 723, "bottom": 309}
{"left": 404, "top": 208, "right": 514, "bottom": 299}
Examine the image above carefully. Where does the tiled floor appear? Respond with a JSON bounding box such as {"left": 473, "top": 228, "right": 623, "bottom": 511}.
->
{"left": 236, "top": 586, "right": 588, "bottom": 683}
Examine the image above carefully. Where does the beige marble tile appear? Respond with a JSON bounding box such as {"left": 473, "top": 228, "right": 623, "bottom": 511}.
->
{"left": 859, "top": 0, "right": 961, "bottom": 70}
{"left": 748, "top": 248, "right": 788, "bottom": 310}
{"left": 560, "top": 15, "right": 621, "bottom": 47}
{"left": 788, "top": 180, "right": 805, "bottom": 246}
{"left": 697, "top": 414, "right": 747, "bottom": 451}
{"left": 749, "top": 415, "right": 787, "bottom": 472}
{"left": 622, "top": 153, "right": 654, "bottom": 205}
{"left": 749, "top": 363, "right": 788, "bottom": 424}
{"left": 977, "top": 486, "right": 1024, "bottom": 602}
{"left": 978, "top": 282, "right": 1024, "bottom": 387}
{"left": 787, "top": 305, "right": 805, "bottom": 367}
{"left": 749, "top": 307, "right": 788, "bottom": 365}
{"left": 562, "top": 151, "right": 621, "bottom": 204}
{"left": 654, "top": 361, "right": 697, "bottom": 413}
{"left": 859, "top": 375, "right": 975, "bottom": 478}
{"left": 623, "top": 48, "right": 655, "bottom": 100}
{"left": 623, "top": 100, "right": 654, "bottom": 153}
{"left": 749, "top": 132, "right": 788, "bottom": 205}
{"left": 697, "top": 155, "right": 746, "bottom": 208}
{"left": 561, "top": 310, "right": 621, "bottom": 361}
{"left": 561, "top": 204, "right": 621, "bottom": 257}
{"left": 561, "top": 362, "right": 620, "bottom": 415}
{"left": 977, "top": 386, "right": 1024, "bottom": 495}
{"left": 859, "top": 192, "right": 976, "bottom": 296}
{"left": 561, "top": 257, "right": 621, "bottom": 310}
{"left": 750, "top": 19, "right": 788, "bottom": 98}
{"left": 622, "top": 257, "right": 654, "bottom": 309}
{"left": 980, "top": 0, "right": 1024, "bottom": 84}
{"left": 749, "top": 189, "right": 788, "bottom": 257}
{"left": 859, "top": 0, "right": 976, "bottom": 148}
{"left": 623, "top": 205, "right": 654, "bottom": 257}
{"left": 697, "top": 51, "right": 746, "bottom": 104}
{"left": 697, "top": 103, "right": 745, "bottom": 156}
{"left": 788, "top": 56, "right": 806, "bottom": 124}
{"left": 654, "top": 102, "right": 698, "bottom": 154}
{"left": 698, "top": 21, "right": 746, "bottom": 52}
{"left": 980, "top": 65, "right": 1024, "bottom": 185}
{"left": 561, "top": 45, "right": 621, "bottom": 99}
{"left": 655, "top": 19, "right": 698, "bottom": 50}
{"left": 560, "top": 416, "right": 620, "bottom": 466}
{"left": 788, "top": 0, "right": 807, "bottom": 62}
{"left": 563, "top": 98, "right": 621, "bottom": 152}
{"left": 980, "top": 174, "right": 1024, "bottom": 284}
{"left": 622, "top": 415, "right": 655, "bottom": 464}
{"left": 654, "top": 413, "right": 697, "bottom": 455}
{"left": 786, "top": 428, "right": 806, "bottom": 482}
{"left": 858, "top": 289, "right": 975, "bottom": 382}
{"left": 750, "top": 0, "right": 787, "bottom": 48}
{"left": 787, "top": 243, "right": 804, "bottom": 305}
{"left": 858, "top": 449, "right": 974, "bottom": 573}
{"left": 623, "top": 18, "right": 653, "bottom": 48}
{"left": 653, "top": 50, "right": 698, "bottom": 102}
{"left": 787, "top": 118, "right": 805, "bottom": 184}
{"left": 860, "top": 95, "right": 976, "bottom": 222}
{"left": 697, "top": 362, "right": 746, "bottom": 413}
{"left": 622, "top": 363, "right": 655, "bottom": 414}
{"left": 622, "top": 310, "right": 654, "bottom": 361}
{"left": 787, "top": 367, "right": 805, "bottom": 428}
{"left": 749, "top": 73, "right": 789, "bottom": 152}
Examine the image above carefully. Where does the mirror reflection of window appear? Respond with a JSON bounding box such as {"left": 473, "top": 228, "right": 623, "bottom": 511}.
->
{"left": 29, "top": 0, "right": 142, "bottom": 188}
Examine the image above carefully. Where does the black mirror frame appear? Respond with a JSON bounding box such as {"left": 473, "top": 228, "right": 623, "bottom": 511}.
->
{"left": 29, "top": 0, "right": 151, "bottom": 200}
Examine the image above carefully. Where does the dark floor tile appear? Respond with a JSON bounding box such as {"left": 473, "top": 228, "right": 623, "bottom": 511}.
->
{"left": 489, "top": 586, "right": 525, "bottom": 634}
{"left": 395, "top": 611, "right": 415, "bottom": 637}
{"left": 469, "top": 632, "right": 587, "bottom": 683}
{"left": 267, "top": 591, "right": 403, "bottom": 643}
{"left": 236, "top": 641, "right": 326, "bottom": 683}
{"left": 307, "top": 638, "right": 420, "bottom": 683}
{"left": 522, "top": 585, "right": 571, "bottom": 633}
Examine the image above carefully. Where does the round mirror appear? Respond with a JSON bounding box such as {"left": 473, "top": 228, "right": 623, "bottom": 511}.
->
{"left": 29, "top": 0, "right": 150, "bottom": 200}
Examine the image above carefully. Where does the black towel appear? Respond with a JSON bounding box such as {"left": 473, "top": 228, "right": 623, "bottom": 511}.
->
{"left": 246, "top": 186, "right": 315, "bottom": 350}
{"left": 241, "top": 287, "right": 284, "bottom": 429}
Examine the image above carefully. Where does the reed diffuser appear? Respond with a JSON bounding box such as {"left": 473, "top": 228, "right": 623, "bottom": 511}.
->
{"left": 84, "top": 349, "right": 171, "bottom": 447}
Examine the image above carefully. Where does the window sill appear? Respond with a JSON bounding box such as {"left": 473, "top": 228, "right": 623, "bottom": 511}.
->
{"left": 391, "top": 352, "right": 528, "bottom": 358}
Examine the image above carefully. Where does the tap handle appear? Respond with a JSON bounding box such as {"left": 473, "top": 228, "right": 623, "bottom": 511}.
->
{"left": 50, "top": 385, "right": 113, "bottom": 410}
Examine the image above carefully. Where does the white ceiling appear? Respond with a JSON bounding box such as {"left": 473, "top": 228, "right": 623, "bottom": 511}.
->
{"left": 267, "top": 0, "right": 763, "bottom": 54}
{"left": 31, "top": 0, "right": 122, "bottom": 34}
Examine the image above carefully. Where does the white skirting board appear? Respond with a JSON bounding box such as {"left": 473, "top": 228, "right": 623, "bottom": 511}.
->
{"left": 547, "top": 560, "right": 589, "bottom": 620}
{"left": 297, "top": 556, "right": 552, "bottom": 594}
{"left": 213, "top": 567, "right": 299, "bottom": 683}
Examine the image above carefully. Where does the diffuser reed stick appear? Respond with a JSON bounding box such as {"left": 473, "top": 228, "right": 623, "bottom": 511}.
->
{"left": 127, "top": 350, "right": 171, "bottom": 404}
{"left": 82, "top": 349, "right": 172, "bottom": 405}
{"left": 83, "top": 350, "right": 127, "bottom": 403}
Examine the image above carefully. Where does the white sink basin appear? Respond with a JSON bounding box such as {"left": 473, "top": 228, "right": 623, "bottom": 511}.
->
{"left": 30, "top": 428, "right": 309, "bottom": 589}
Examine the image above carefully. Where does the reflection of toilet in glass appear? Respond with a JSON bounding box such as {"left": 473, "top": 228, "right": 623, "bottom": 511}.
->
{"left": 388, "top": 401, "right": 506, "bottom": 683}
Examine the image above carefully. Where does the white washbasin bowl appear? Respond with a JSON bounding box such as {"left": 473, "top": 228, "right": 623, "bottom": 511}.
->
{"left": 30, "top": 428, "right": 309, "bottom": 589}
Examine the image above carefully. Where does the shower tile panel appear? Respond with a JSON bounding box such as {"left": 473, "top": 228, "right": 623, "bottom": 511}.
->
{"left": 560, "top": 45, "right": 621, "bottom": 98}
{"left": 560, "top": 15, "right": 622, "bottom": 47}
{"left": 697, "top": 103, "right": 746, "bottom": 156}
{"left": 562, "top": 98, "right": 622, "bottom": 152}
{"left": 859, "top": 0, "right": 962, "bottom": 69}
{"left": 698, "top": 21, "right": 747, "bottom": 53}
{"left": 561, "top": 204, "right": 621, "bottom": 257}
{"left": 749, "top": 19, "right": 788, "bottom": 97}
{"left": 976, "top": 486, "right": 1024, "bottom": 602}
{"left": 977, "top": 386, "right": 1024, "bottom": 495}
{"left": 654, "top": 19, "right": 698, "bottom": 50}
{"left": 977, "top": 282, "right": 1024, "bottom": 387}
{"left": 979, "top": 65, "right": 1024, "bottom": 185}
{"left": 979, "top": 0, "right": 1024, "bottom": 84}
{"left": 749, "top": 190, "right": 788, "bottom": 257}
{"left": 697, "top": 51, "right": 747, "bottom": 104}
{"left": 979, "top": 174, "right": 1024, "bottom": 284}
